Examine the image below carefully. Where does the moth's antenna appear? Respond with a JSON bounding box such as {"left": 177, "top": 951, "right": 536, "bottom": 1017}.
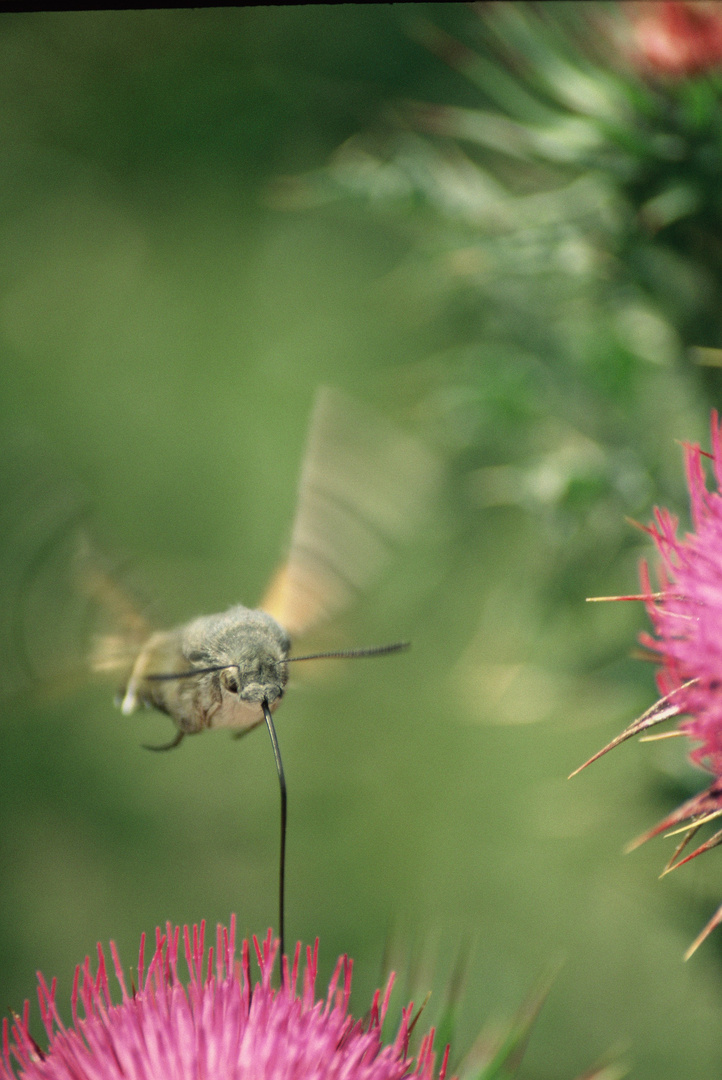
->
{"left": 142, "top": 644, "right": 411, "bottom": 681}
{"left": 262, "top": 698, "right": 286, "bottom": 961}
{"left": 284, "top": 641, "right": 410, "bottom": 662}
{"left": 144, "top": 665, "right": 232, "bottom": 681}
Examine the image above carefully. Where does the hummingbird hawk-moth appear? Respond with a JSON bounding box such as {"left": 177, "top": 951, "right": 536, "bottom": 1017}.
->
{"left": 2, "top": 387, "right": 441, "bottom": 953}
{"left": 85, "top": 387, "right": 439, "bottom": 743}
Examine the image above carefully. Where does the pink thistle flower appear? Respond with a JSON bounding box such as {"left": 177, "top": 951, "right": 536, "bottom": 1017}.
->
{"left": 630, "top": 1, "right": 722, "bottom": 78}
{"left": 573, "top": 411, "right": 722, "bottom": 955}
{"left": 1, "top": 919, "right": 449, "bottom": 1080}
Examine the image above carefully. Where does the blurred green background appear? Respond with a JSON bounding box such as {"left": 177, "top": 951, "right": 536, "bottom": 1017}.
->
{"left": 2, "top": 5, "right": 722, "bottom": 1078}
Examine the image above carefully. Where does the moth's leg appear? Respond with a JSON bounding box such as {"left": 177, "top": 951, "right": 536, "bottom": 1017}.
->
{"left": 231, "top": 718, "right": 264, "bottom": 741}
{"left": 142, "top": 729, "right": 185, "bottom": 752}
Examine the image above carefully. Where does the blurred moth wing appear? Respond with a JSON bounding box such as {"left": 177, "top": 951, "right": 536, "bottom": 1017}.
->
{"left": 260, "top": 386, "right": 442, "bottom": 638}
{"left": 78, "top": 533, "right": 152, "bottom": 679}
{"left": 116, "top": 387, "right": 442, "bottom": 737}
{"left": 0, "top": 428, "right": 159, "bottom": 705}
{"left": 2, "top": 388, "right": 441, "bottom": 731}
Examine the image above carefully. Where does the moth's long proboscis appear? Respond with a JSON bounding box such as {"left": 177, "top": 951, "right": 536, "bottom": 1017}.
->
{"left": 263, "top": 698, "right": 286, "bottom": 961}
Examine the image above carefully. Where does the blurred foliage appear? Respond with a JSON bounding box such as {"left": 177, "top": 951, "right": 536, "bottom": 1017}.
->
{"left": 2, "top": 7, "right": 722, "bottom": 1080}
{"left": 284, "top": 2, "right": 722, "bottom": 582}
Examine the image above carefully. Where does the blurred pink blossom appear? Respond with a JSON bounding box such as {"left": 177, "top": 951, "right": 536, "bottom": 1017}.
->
{"left": 1, "top": 920, "right": 448, "bottom": 1080}
{"left": 631, "top": 1, "right": 722, "bottom": 76}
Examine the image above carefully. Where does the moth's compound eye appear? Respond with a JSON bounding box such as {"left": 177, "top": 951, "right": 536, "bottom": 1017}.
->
{"left": 187, "top": 651, "right": 208, "bottom": 664}
{"left": 222, "top": 670, "right": 240, "bottom": 694}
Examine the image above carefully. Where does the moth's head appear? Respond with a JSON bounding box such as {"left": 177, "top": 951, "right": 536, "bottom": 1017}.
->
{"left": 218, "top": 662, "right": 285, "bottom": 704}
{"left": 183, "top": 605, "right": 290, "bottom": 706}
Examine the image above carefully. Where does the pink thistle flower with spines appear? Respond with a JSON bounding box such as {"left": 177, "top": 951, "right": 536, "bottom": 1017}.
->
{"left": 1, "top": 919, "right": 449, "bottom": 1080}
{"left": 573, "top": 411, "right": 722, "bottom": 955}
